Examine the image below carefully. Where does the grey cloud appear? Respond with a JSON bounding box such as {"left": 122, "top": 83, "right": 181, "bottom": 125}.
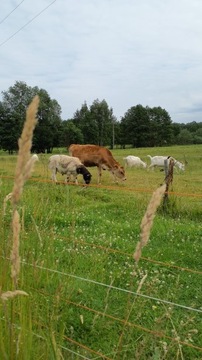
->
{"left": 0, "top": 0, "right": 202, "bottom": 123}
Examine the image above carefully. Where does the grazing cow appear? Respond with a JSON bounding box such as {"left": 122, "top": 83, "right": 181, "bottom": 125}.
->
{"left": 68, "top": 144, "right": 126, "bottom": 184}
{"left": 123, "top": 155, "right": 147, "bottom": 169}
{"left": 48, "top": 155, "right": 92, "bottom": 185}
{"left": 147, "top": 155, "right": 185, "bottom": 171}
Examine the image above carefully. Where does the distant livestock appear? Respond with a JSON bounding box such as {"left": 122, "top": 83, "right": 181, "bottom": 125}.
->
{"left": 68, "top": 144, "right": 126, "bottom": 184}
{"left": 123, "top": 155, "right": 147, "bottom": 169}
{"left": 48, "top": 155, "right": 92, "bottom": 184}
{"left": 147, "top": 155, "right": 185, "bottom": 171}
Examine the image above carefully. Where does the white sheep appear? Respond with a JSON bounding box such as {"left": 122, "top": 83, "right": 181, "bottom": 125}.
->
{"left": 48, "top": 155, "right": 92, "bottom": 184}
{"left": 123, "top": 155, "right": 147, "bottom": 168}
{"left": 147, "top": 155, "right": 185, "bottom": 171}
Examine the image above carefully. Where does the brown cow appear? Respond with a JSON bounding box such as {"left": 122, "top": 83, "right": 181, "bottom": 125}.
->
{"left": 68, "top": 144, "right": 126, "bottom": 184}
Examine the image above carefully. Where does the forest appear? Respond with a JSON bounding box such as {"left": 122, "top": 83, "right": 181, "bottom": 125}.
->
{"left": 0, "top": 81, "right": 202, "bottom": 153}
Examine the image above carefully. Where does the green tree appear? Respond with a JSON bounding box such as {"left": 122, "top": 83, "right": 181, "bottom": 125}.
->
{"left": 90, "top": 99, "right": 114, "bottom": 146}
{"left": 0, "top": 107, "right": 20, "bottom": 153}
{"left": 60, "top": 120, "right": 84, "bottom": 147}
{"left": 1, "top": 80, "right": 36, "bottom": 118}
{"left": 72, "top": 99, "right": 115, "bottom": 146}
{"left": 177, "top": 129, "right": 193, "bottom": 144}
{"left": 193, "top": 128, "right": 202, "bottom": 144}
{"left": 120, "top": 105, "right": 150, "bottom": 147}
{"left": 32, "top": 89, "right": 62, "bottom": 153}
{"left": 0, "top": 81, "right": 62, "bottom": 153}
{"left": 120, "top": 105, "right": 173, "bottom": 147}
{"left": 171, "top": 123, "right": 183, "bottom": 144}
{"left": 0, "top": 81, "right": 37, "bottom": 153}
{"left": 73, "top": 102, "right": 99, "bottom": 144}
{"left": 148, "top": 106, "right": 173, "bottom": 146}
{"left": 185, "top": 121, "right": 200, "bottom": 133}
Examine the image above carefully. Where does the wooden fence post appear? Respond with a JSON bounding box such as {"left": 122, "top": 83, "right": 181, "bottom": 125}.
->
{"left": 163, "top": 158, "right": 174, "bottom": 205}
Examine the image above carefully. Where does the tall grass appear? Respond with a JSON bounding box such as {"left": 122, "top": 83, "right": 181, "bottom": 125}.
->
{"left": 0, "top": 143, "right": 202, "bottom": 359}
{"left": 0, "top": 96, "right": 39, "bottom": 359}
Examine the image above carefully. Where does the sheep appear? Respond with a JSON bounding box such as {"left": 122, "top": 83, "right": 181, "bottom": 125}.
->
{"left": 147, "top": 155, "right": 185, "bottom": 171}
{"left": 48, "top": 155, "right": 92, "bottom": 184}
{"left": 123, "top": 155, "right": 147, "bottom": 169}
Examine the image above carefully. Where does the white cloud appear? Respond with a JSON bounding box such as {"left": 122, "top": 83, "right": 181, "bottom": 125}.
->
{"left": 0, "top": 0, "right": 202, "bottom": 123}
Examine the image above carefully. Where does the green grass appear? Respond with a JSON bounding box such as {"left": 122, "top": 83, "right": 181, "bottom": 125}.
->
{"left": 0, "top": 145, "right": 202, "bottom": 359}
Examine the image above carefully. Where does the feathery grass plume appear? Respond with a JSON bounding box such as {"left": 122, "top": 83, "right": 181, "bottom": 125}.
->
{"left": 133, "top": 184, "right": 166, "bottom": 263}
{"left": 3, "top": 192, "right": 12, "bottom": 215}
{"left": 12, "top": 95, "right": 39, "bottom": 207}
{"left": 1, "top": 290, "right": 28, "bottom": 301}
{"left": 10, "top": 95, "right": 39, "bottom": 289}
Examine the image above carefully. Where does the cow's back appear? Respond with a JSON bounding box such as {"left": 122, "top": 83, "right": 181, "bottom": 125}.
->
{"left": 69, "top": 144, "right": 113, "bottom": 167}
{"left": 69, "top": 144, "right": 112, "bottom": 156}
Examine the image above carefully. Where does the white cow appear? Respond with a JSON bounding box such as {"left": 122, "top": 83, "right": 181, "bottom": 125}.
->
{"left": 48, "top": 155, "right": 92, "bottom": 184}
{"left": 147, "top": 155, "right": 185, "bottom": 171}
{"left": 123, "top": 155, "right": 147, "bottom": 168}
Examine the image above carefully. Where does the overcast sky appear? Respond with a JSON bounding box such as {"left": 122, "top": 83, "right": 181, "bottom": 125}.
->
{"left": 1, "top": 0, "right": 202, "bottom": 123}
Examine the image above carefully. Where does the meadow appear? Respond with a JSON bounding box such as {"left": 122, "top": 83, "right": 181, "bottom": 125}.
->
{"left": 0, "top": 144, "right": 202, "bottom": 359}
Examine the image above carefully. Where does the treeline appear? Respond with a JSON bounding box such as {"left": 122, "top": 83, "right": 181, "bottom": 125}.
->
{"left": 0, "top": 81, "right": 202, "bottom": 154}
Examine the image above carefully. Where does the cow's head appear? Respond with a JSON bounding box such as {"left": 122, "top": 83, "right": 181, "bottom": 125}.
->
{"left": 113, "top": 165, "right": 126, "bottom": 181}
{"left": 83, "top": 172, "right": 92, "bottom": 184}
{"left": 77, "top": 165, "right": 92, "bottom": 184}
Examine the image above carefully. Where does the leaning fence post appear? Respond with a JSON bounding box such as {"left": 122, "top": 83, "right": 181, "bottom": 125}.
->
{"left": 163, "top": 158, "right": 174, "bottom": 205}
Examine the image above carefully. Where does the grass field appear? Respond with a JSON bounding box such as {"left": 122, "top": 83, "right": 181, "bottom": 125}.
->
{"left": 0, "top": 145, "right": 202, "bottom": 359}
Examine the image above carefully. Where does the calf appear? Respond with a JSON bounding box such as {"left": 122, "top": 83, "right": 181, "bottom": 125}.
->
{"left": 123, "top": 155, "right": 147, "bottom": 169}
{"left": 147, "top": 155, "right": 185, "bottom": 171}
{"left": 48, "top": 155, "right": 92, "bottom": 184}
{"left": 69, "top": 144, "right": 126, "bottom": 184}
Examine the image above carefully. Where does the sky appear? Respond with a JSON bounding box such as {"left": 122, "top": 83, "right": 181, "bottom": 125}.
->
{"left": 0, "top": 0, "right": 202, "bottom": 123}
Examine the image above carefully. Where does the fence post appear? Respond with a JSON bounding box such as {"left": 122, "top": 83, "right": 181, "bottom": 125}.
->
{"left": 163, "top": 158, "right": 174, "bottom": 205}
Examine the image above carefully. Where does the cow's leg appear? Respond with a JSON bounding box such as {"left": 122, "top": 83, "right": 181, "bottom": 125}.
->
{"left": 73, "top": 174, "right": 78, "bottom": 185}
{"left": 51, "top": 169, "right": 57, "bottom": 182}
{"left": 65, "top": 174, "right": 70, "bottom": 183}
{"left": 97, "top": 165, "right": 102, "bottom": 184}
{"left": 110, "top": 171, "right": 118, "bottom": 183}
{"left": 65, "top": 171, "right": 74, "bottom": 183}
{"left": 67, "top": 173, "right": 78, "bottom": 185}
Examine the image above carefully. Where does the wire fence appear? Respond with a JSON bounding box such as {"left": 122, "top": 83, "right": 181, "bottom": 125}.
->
{"left": 1, "top": 172, "right": 202, "bottom": 359}
{"left": 2, "top": 174, "right": 202, "bottom": 198}
{"left": 1, "top": 255, "right": 201, "bottom": 357}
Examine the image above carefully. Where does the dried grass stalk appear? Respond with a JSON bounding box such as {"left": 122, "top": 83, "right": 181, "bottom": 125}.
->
{"left": 12, "top": 95, "right": 39, "bottom": 207}
{"left": 3, "top": 192, "right": 12, "bottom": 215}
{"left": 11, "top": 209, "right": 21, "bottom": 287}
{"left": 10, "top": 95, "right": 39, "bottom": 288}
{"left": 134, "top": 184, "right": 166, "bottom": 263}
{"left": 1, "top": 290, "right": 28, "bottom": 301}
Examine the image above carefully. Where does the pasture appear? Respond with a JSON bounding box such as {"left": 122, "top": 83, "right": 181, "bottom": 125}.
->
{"left": 0, "top": 144, "right": 202, "bottom": 359}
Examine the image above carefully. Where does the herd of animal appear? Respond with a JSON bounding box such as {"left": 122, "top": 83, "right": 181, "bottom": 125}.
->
{"left": 48, "top": 144, "right": 185, "bottom": 185}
